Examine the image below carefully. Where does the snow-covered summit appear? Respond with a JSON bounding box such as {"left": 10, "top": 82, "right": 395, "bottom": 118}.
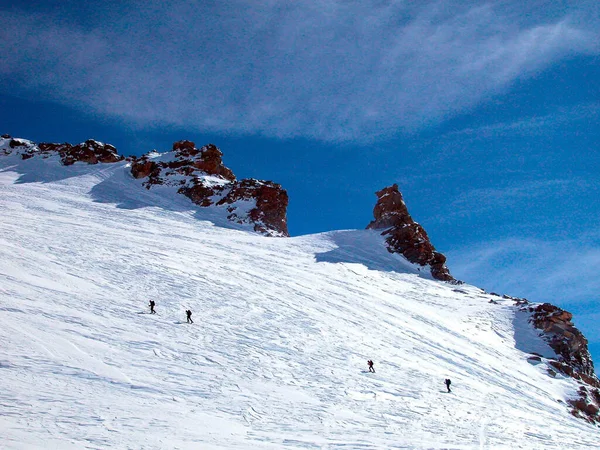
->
{"left": 130, "top": 140, "right": 289, "bottom": 237}
{"left": 0, "top": 135, "right": 289, "bottom": 237}
{"left": 1, "top": 135, "right": 599, "bottom": 448}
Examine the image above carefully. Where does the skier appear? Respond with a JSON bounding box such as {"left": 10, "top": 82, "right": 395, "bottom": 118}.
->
{"left": 367, "top": 360, "right": 375, "bottom": 373}
{"left": 445, "top": 378, "right": 452, "bottom": 393}
{"left": 186, "top": 309, "right": 193, "bottom": 324}
{"left": 149, "top": 300, "right": 156, "bottom": 314}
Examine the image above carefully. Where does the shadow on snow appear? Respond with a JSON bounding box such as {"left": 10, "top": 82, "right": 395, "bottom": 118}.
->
{"left": 314, "top": 229, "right": 429, "bottom": 276}
{"left": 0, "top": 156, "right": 257, "bottom": 234}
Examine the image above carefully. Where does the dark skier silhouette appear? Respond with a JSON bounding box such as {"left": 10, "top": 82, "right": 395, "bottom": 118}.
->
{"left": 186, "top": 309, "right": 193, "bottom": 324}
{"left": 445, "top": 378, "right": 452, "bottom": 393}
{"left": 367, "top": 360, "right": 375, "bottom": 373}
{"left": 149, "top": 300, "right": 156, "bottom": 314}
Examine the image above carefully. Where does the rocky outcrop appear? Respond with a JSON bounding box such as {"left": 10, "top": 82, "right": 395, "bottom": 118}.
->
{"left": 173, "top": 141, "right": 235, "bottom": 181}
{"left": 525, "top": 303, "right": 600, "bottom": 424}
{"left": 39, "top": 140, "right": 123, "bottom": 165}
{"left": 130, "top": 159, "right": 157, "bottom": 180}
{"left": 131, "top": 141, "right": 289, "bottom": 237}
{"left": 569, "top": 385, "right": 600, "bottom": 424}
{"left": 529, "top": 303, "right": 595, "bottom": 377}
{"left": 3, "top": 137, "right": 37, "bottom": 158}
{"left": 216, "top": 179, "right": 288, "bottom": 236}
{"left": 1, "top": 135, "right": 123, "bottom": 165}
{"left": 130, "top": 141, "right": 236, "bottom": 186}
{"left": 1, "top": 135, "right": 288, "bottom": 237}
{"left": 366, "top": 184, "right": 453, "bottom": 281}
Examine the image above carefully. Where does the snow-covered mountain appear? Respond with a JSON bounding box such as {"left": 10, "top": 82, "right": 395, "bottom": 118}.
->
{"left": 1, "top": 136, "right": 599, "bottom": 449}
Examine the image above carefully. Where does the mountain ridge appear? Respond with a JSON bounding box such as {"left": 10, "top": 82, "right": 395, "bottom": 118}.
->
{"left": 1, "top": 133, "right": 599, "bottom": 447}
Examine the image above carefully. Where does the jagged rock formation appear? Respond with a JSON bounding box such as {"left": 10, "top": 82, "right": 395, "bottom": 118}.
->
{"left": 217, "top": 179, "right": 289, "bottom": 237}
{"left": 2, "top": 136, "right": 123, "bottom": 165}
{"left": 1, "top": 135, "right": 289, "bottom": 237}
{"left": 131, "top": 140, "right": 289, "bottom": 237}
{"left": 366, "top": 184, "right": 453, "bottom": 281}
{"left": 524, "top": 303, "right": 600, "bottom": 423}
{"left": 38, "top": 140, "right": 123, "bottom": 166}
{"left": 530, "top": 303, "right": 595, "bottom": 377}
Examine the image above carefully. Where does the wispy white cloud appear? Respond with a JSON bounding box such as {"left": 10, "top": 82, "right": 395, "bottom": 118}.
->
{"left": 444, "top": 103, "right": 600, "bottom": 140}
{"left": 443, "top": 178, "right": 592, "bottom": 220}
{"left": 447, "top": 234, "right": 600, "bottom": 342}
{"left": 1, "top": 1, "right": 599, "bottom": 142}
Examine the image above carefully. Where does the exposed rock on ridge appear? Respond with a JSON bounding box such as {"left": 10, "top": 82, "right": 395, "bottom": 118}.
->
{"left": 2, "top": 136, "right": 123, "bottom": 165}
{"left": 39, "top": 140, "right": 123, "bottom": 166}
{"left": 130, "top": 140, "right": 289, "bottom": 237}
{"left": 217, "top": 179, "right": 289, "bottom": 237}
{"left": 1, "top": 135, "right": 288, "bottom": 237}
{"left": 366, "top": 184, "right": 453, "bottom": 281}
{"left": 530, "top": 303, "right": 595, "bottom": 378}
{"left": 524, "top": 302, "right": 600, "bottom": 423}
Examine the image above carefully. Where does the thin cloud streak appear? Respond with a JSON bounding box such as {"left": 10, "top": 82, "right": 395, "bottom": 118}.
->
{"left": 449, "top": 236, "right": 600, "bottom": 302}
{"left": 447, "top": 235, "right": 600, "bottom": 343}
{"left": 444, "top": 103, "right": 600, "bottom": 141}
{"left": 1, "top": 1, "right": 599, "bottom": 142}
{"left": 444, "top": 178, "right": 592, "bottom": 220}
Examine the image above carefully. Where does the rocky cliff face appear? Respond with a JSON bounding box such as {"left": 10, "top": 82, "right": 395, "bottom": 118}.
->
{"left": 529, "top": 303, "right": 595, "bottom": 378}
{"left": 523, "top": 302, "right": 600, "bottom": 423}
{"left": 216, "top": 179, "right": 289, "bottom": 237}
{"left": 366, "top": 184, "right": 453, "bottom": 281}
{"left": 131, "top": 140, "right": 289, "bottom": 237}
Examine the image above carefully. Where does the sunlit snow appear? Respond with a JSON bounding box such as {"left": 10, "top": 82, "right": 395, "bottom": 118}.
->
{"left": 0, "top": 152, "right": 598, "bottom": 449}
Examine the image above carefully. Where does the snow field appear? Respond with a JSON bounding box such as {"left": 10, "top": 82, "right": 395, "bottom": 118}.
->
{"left": 0, "top": 156, "right": 598, "bottom": 449}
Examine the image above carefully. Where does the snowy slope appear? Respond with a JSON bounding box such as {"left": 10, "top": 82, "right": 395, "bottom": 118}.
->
{"left": 0, "top": 154, "right": 598, "bottom": 449}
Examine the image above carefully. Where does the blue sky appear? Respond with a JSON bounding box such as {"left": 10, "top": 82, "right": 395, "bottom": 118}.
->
{"left": 2, "top": 1, "right": 599, "bottom": 368}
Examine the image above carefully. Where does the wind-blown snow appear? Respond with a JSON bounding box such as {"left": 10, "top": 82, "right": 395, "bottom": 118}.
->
{"left": 0, "top": 155, "right": 598, "bottom": 449}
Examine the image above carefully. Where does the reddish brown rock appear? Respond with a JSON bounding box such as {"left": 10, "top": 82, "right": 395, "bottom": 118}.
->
{"left": 131, "top": 160, "right": 158, "bottom": 180}
{"left": 366, "top": 184, "right": 453, "bottom": 281}
{"left": 529, "top": 303, "right": 595, "bottom": 378}
{"left": 132, "top": 141, "right": 289, "bottom": 237}
{"left": 78, "top": 140, "right": 121, "bottom": 164}
{"left": 1, "top": 138, "right": 37, "bottom": 157}
{"left": 134, "top": 142, "right": 237, "bottom": 189}
{"left": 143, "top": 141, "right": 236, "bottom": 182}
{"left": 526, "top": 303, "right": 600, "bottom": 424}
{"left": 181, "top": 183, "right": 224, "bottom": 207}
{"left": 569, "top": 391, "right": 600, "bottom": 424}
{"left": 38, "top": 142, "right": 64, "bottom": 152}
{"left": 217, "top": 179, "right": 289, "bottom": 237}
{"left": 37, "top": 140, "right": 123, "bottom": 165}
{"left": 2, "top": 138, "right": 123, "bottom": 165}
{"left": 172, "top": 140, "right": 197, "bottom": 154}
{"left": 189, "top": 144, "right": 235, "bottom": 181}
{"left": 9, "top": 138, "right": 29, "bottom": 148}
{"left": 3, "top": 135, "right": 287, "bottom": 236}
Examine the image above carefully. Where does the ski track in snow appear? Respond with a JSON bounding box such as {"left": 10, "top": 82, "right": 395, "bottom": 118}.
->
{"left": 0, "top": 157, "right": 598, "bottom": 449}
